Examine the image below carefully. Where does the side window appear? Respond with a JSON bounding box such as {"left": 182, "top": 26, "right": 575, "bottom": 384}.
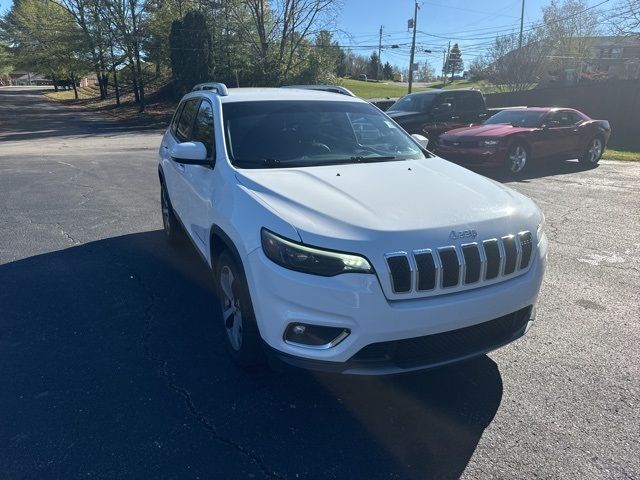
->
{"left": 566, "top": 112, "right": 583, "bottom": 125}
{"left": 457, "top": 92, "right": 484, "bottom": 112}
{"left": 175, "top": 99, "right": 199, "bottom": 142}
{"left": 441, "top": 95, "right": 456, "bottom": 113}
{"left": 170, "top": 102, "right": 185, "bottom": 138}
{"left": 553, "top": 111, "right": 580, "bottom": 127}
{"left": 191, "top": 100, "right": 215, "bottom": 159}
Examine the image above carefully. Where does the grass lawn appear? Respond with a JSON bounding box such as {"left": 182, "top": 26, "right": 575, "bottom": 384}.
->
{"left": 604, "top": 149, "right": 640, "bottom": 161}
{"left": 339, "top": 78, "right": 424, "bottom": 99}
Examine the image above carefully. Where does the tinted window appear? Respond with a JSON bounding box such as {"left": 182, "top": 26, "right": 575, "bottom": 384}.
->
{"left": 175, "top": 99, "right": 199, "bottom": 142}
{"left": 223, "top": 101, "right": 426, "bottom": 169}
{"left": 388, "top": 93, "right": 438, "bottom": 113}
{"left": 484, "top": 110, "right": 546, "bottom": 128}
{"left": 552, "top": 111, "right": 582, "bottom": 126}
{"left": 457, "top": 92, "right": 484, "bottom": 112}
{"left": 191, "top": 100, "right": 215, "bottom": 159}
{"left": 170, "top": 102, "right": 185, "bottom": 137}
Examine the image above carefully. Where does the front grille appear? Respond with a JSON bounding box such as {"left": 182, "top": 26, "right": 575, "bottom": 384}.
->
{"left": 440, "top": 139, "right": 477, "bottom": 148}
{"left": 351, "top": 306, "right": 532, "bottom": 368}
{"left": 384, "top": 231, "right": 533, "bottom": 296}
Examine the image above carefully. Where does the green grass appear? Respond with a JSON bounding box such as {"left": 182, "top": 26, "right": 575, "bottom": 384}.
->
{"left": 603, "top": 149, "right": 640, "bottom": 162}
{"left": 339, "top": 78, "right": 426, "bottom": 99}
{"left": 45, "top": 85, "right": 101, "bottom": 101}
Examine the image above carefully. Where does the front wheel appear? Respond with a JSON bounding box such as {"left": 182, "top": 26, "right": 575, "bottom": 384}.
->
{"left": 505, "top": 142, "right": 528, "bottom": 175}
{"left": 216, "top": 251, "right": 264, "bottom": 367}
{"left": 580, "top": 136, "right": 604, "bottom": 166}
{"left": 160, "top": 183, "right": 183, "bottom": 245}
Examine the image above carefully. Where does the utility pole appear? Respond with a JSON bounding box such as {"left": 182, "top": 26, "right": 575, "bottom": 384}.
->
{"left": 408, "top": 1, "right": 419, "bottom": 93}
{"left": 519, "top": 0, "right": 525, "bottom": 49}
{"left": 378, "top": 25, "right": 383, "bottom": 81}
{"left": 443, "top": 41, "right": 451, "bottom": 87}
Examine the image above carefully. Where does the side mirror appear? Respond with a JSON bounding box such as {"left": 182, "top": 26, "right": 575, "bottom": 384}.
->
{"left": 170, "top": 141, "right": 209, "bottom": 165}
{"left": 411, "top": 133, "right": 429, "bottom": 149}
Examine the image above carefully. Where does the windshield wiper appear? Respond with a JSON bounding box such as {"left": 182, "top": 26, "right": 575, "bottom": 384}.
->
{"left": 322, "top": 155, "right": 397, "bottom": 166}
{"left": 235, "top": 157, "right": 281, "bottom": 167}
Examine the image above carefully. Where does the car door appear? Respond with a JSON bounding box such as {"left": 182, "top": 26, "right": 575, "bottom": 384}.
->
{"left": 180, "top": 98, "right": 220, "bottom": 254}
{"left": 429, "top": 94, "right": 458, "bottom": 139}
{"left": 162, "top": 97, "right": 200, "bottom": 224}
{"left": 540, "top": 110, "right": 582, "bottom": 158}
{"left": 456, "top": 91, "right": 485, "bottom": 125}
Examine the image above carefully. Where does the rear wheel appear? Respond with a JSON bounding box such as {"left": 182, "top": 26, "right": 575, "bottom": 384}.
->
{"left": 506, "top": 142, "right": 528, "bottom": 175}
{"left": 580, "top": 136, "right": 604, "bottom": 166}
{"left": 216, "top": 251, "right": 264, "bottom": 367}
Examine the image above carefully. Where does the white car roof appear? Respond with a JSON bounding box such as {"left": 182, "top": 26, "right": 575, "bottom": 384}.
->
{"left": 187, "top": 87, "right": 366, "bottom": 104}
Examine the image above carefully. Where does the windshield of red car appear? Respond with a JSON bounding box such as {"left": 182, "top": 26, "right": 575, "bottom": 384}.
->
{"left": 484, "top": 110, "right": 546, "bottom": 128}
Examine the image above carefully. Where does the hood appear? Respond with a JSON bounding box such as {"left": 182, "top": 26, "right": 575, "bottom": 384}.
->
{"left": 442, "top": 123, "right": 534, "bottom": 138}
{"left": 235, "top": 157, "right": 541, "bottom": 253}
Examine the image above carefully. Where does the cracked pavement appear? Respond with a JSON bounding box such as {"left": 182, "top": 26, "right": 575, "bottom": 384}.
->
{"left": 1, "top": 87, "right": 639, "bottom": 479}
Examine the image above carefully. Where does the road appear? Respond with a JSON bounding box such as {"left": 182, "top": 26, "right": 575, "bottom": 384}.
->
{"left": 1, "top": 87, "right": 639, "bottom": 479}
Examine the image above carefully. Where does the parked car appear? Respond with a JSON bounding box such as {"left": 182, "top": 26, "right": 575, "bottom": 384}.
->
{"left": 435, "top": 107, "right": 611, "bottom": 174}
{"left": 386, "top": 88, "right": 491, "bottom": 139}
{"left": 357, "top": 74, "right": 367, "bottom": 81}
{"left": 158, "top": 82, "right": 548, "bottom": 375}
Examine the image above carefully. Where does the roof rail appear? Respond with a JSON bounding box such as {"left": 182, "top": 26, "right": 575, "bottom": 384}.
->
{"left": 192, "top": 82, "right": 229, "bottom": 96}
{"left": 281, "top": 84, "right": 356, "bottom": 97}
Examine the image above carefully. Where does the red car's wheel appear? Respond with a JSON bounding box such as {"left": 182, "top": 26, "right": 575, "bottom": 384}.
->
{"left": 506, "top": 142, "right": 528, "bottom": 174}
{"left": 580, "top": 136, "right": 604, "bottom": 166}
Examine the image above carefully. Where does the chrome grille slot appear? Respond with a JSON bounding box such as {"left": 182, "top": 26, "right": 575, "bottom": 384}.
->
{"left": 518, "top": 231, "right": 533, "bottom": 269}
{"left": 383, "top": 230, "right": 533, "bottom": 298}
{"left": 414, "top": 250, "right": 437, "bottom": 291}
{"left": 462, "top": 243, "right": 481, "bottom": 284}
{"left": 483, "top": 239, "right": 501, "bottom": 280}
{"left": 438, "top": 247, "right": 460, "bottom": 288}
{"left": 386, "top": 254, "right": 412, "bottom": 293}
{"left": 502, "top": 235, "right": 518, "bottom": 275}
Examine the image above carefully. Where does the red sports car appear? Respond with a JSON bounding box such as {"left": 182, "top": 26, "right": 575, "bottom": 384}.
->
{"left": 434, "top": 107, "right": 611, "bottom": 174}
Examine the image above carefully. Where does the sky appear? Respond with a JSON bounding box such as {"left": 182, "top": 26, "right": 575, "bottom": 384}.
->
{"left": 335, "top": 0, "right": 551, "bottom": 71}
{"left": 0, "top": 0, "right": 609, "bottom": 71}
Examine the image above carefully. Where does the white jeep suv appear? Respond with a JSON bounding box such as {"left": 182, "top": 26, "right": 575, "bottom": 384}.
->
{"left": 158, "top": 82, "right": 548, "bottom": 375}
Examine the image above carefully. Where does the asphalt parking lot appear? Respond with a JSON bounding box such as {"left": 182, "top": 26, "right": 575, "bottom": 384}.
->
{"left": 1, "top": 87, "right": 639, "bottom": 479}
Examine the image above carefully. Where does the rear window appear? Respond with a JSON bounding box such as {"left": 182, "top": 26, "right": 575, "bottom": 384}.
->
{"left": 388, "top": 93, "right": 438, "bottom": 113}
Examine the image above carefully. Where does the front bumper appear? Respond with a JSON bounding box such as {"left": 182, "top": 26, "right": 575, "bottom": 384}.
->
{"left": 435, "top": 145, "right": 507, "bottom": 167}
{"left": 243, "top": 242, "right": 547, "bottom": 374}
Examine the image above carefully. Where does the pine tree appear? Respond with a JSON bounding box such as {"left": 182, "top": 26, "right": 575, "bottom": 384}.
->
{"left": 446, "top": 43, "right": 464, "bottom": 81}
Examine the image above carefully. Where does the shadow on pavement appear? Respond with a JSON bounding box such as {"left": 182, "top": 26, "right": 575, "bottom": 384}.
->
{"left": 468, "top": 158, "right": 599, "bottom": 183}
{"left": 0, "top": 230, "right": 503, "bottom": 479}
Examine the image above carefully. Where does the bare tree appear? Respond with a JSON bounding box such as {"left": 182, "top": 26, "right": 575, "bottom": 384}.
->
{"left": 485, "top": 32, "right": 547, "bottom": 92}
{"left": 610, "top": 0, "right": 640, "bottom": 36}
{"left": 540, "top": 0, "right": 600, "bottom": 73}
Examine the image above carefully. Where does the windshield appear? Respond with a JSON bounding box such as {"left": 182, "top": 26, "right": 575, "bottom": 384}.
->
{"left": 223, "top": 101, "right": 427, "bottom": 169}
{"left": 484, "top": 110, "right": 546, "bottom": 128}
{"left": 387, "top": 93, "right": 438, "bottom": 113}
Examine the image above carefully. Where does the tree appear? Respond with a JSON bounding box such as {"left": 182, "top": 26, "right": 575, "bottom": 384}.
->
{"left": 540, "top": 0, "right": 600, "bottom": 76}
{"left": 485, "top": 32, "right": 547, "bottom": 92}
{"left": 170, "top": 10, "right": 211, "bottom": 98}
{"left": 467, "top": 57, "right": 488, "bottom": 80}
{"left": 382, "top": 61, "right": 393, "bottom": 80}
{"left": 445, "top": 43, "right": 463, "bottom": 80}
{"left": 1, "top": 0, "right": 92, "bottom": 95}
{"left": 367, "top": 51, "right": 380, "bottom": 79}
{"left": 610, "top": 0, "right": 640, "bottom": 35}
{"left": 415, "top": 62, "right": 435, "bottom": 82}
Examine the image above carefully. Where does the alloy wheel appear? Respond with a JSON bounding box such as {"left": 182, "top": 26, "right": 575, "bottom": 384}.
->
{"left": 587, "top": 138, "right": 603, "bottom": 163}
{"left": 220, "top": 265, "right": 243, "bottom": 351}
{"left": 509, "top": 145, "right": 527, "bottom": 173}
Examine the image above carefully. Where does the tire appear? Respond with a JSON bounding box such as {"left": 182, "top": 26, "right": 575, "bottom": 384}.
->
{"left": 216, "top": 250, "right": 264, "bottom": 367}
{"left": 505, "top": 142, "right": 528, "bottom": 175}
{"left": 579, "top": 136, "right": 604, "bottom": 167}
{"left": 160, "top": 182, "right": 183, "bottom": 245}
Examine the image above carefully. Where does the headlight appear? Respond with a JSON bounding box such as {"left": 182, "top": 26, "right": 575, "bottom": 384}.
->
{"left": 261, "top": 229, "right": 374, "bottom": 276}
{"left": 479, "top": 139, "right": 500, "bottom": 147}
{"left": 537, "top": 216, "right": 546, "bottom": 244}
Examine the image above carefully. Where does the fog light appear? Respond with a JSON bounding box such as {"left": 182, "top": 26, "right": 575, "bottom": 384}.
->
{"left": 284, "top": 323, "right": 350, "bottom": 349}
